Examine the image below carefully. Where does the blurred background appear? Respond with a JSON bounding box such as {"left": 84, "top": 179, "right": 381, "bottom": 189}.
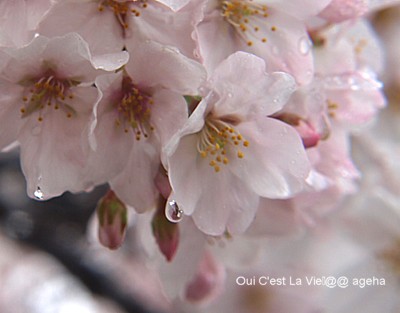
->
{"left": 0, "top": 149, "right": 171, "bottom": 313}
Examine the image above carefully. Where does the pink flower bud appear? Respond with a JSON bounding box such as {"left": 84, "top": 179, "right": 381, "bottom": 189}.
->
{"left": 154, "top": 168, "right": 172, "bottom": 199}
{"left": 185, "top": 251, "right": 225, "bottom": 305}
{"left": 97, "top": 190, "right": 128, "bottom": 250}
{"left": 295, "top": 119, "right": 321, "bottom": 148}
{"left": 151, "top": 197, "right": 179, "bottom": 262}
{"left": 273, "top": 112, "right": 321, "bottom": 148}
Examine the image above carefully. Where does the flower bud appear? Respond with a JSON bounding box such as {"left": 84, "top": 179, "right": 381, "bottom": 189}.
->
{"left": 185, "top": 251, "right": 225, "bottom": 305}
{"left": 151, "top": 196, "right": 179, "bottom": 262}
{"left": 154, "top": 167, "right": 172, "bottom": 199}
{"left": 273, "top": 112, "right": 322, "bottom": 148}
{"left": 97, "top": 190, "right": 128, "bottom": 250}
{"left": 295, "top": 119, "right": 321, "bottom": 148}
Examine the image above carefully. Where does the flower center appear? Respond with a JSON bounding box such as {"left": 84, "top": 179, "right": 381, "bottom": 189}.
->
{"left": 19, "top": 69, "right": 78, "bottom": 122}
{"left": 197, "top": 115, "right": 249, "bottom": 172}
{"left": 220, "top": 0, "right": 276, "bottom": 46}
{"left": 114, "top": 73, "right": 154, "bottom": 140}
{"left": 98, "top": 0, "right": 148, "bottom": 35}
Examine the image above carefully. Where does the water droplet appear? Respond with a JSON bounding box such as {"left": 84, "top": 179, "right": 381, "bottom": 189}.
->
{"left": 165, "top": 200, "right": 184, "bottom": 223}
{"left": 227, "top": 92, "right": 233, "bottom": 98}
{"left": 323, "top": 73, "right": 382, "bottom": 91}
{"left": 298, "top": 37, "right": 311, "bottom": 55}
{"left": 33, "top": 186, "right": 44, "bottom": 200}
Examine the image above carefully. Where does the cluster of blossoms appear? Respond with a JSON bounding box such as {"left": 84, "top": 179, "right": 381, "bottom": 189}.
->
{"left": 1, "top": 0, "right": 400, "bottom": 311}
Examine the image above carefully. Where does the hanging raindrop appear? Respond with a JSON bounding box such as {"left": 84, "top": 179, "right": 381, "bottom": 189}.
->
{"left": 33, "top": 186, "right": 44, "bottom": 200}
{"left": 298, "top": 36, "right": 311, "bottom": 55}
{"left": 165, "top": 200, "right": 184, "bottom": 223}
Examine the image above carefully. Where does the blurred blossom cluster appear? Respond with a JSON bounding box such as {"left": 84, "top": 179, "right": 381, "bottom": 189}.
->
{"left": 0, "top": 0, "right": 400, "bottom": 312}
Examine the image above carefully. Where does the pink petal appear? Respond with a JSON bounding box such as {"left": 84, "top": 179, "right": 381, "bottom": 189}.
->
{"left": 195, "top": 6, "right": 314, "bottom": 85}
{"left": 151, "top": 89, "right": 189, "bottom": 147}
{"left": 125, "top": 40, "right": 206, "bottom": 94}
{"left": 0, "top": 84, "right": 24, "bottom": 150}
{"left": 185, "top": 251, "right": 226, "bottom": 304}
{"left": 19, "top": 86, "right": 98, "bottom": 199}
{"left": 231, "top": 118, "right": 310, "bottom": 199}
{"left": 126, "top": 2, "right": 197, "bottom": 58}
{"left": 267, "top": 0, "right": 332, "bottom": 19}
{"left": 167, "top": 135, "right": 205, "bottom": 216}
{"left": 110, "top": 139, "right": 160, "bottom": 213}
{"left": 210, "top": 52, "right": 296, "bottom": 118}
{"left": 38, "top": 1, "right": 124, "bottom": 55}
{"left": 155, "top": 0, "right": 192, "bottom": 11}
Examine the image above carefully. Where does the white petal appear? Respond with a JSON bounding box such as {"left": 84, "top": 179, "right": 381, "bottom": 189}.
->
{"left": 20, "top": 87, "right": 98, "bottom": 199}
{"left": 168, "top": 134, "right": 205, "bottom": 215}
{"left": 211, "top": 52, "right": 296, "bottom": 117}
{"left": 38, "top": 1, "right": 124, "bottom": 54}
{"left": 91, "top": 51, "right": 129, "bottom": 71}
{"left": 231, "top": 118, "right": 310, "bottom": 198}
{"left": 110, "top": 140, "right": 160, "bottom": 213}
{"left": 125, "top": 40, "right": 206, "bottom": 95}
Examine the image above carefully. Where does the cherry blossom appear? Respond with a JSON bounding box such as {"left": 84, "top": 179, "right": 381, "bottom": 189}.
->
{"left": 38, "top": 0, "right": 197, "bottom": 57}
{"left": 164, "top": 52, "right": 310, "bottom": 236}
{"left": 86, "top": 40, "right": 206, "bottom": 212}
{"left": 0, "top": 33, "right": 123, "bottom": 200}
{"left": 193, "top": 0, "right": 331, "bottom": 84}
{"left": 0, "top": 0, "right": 398, "bottom": 311}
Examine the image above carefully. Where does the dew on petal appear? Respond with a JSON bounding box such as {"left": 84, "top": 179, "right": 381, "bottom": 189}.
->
{"left": 323, "top": 73, "right": 382, "bottom": 91}
{"left": 33, "top": 186, "right": 44, "bottom": 200}
{"left": 165, "top": 200, "right": 184, "bottom": 223}
{"left": 298, "top": 36, "right": 311, "bottom": 55}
